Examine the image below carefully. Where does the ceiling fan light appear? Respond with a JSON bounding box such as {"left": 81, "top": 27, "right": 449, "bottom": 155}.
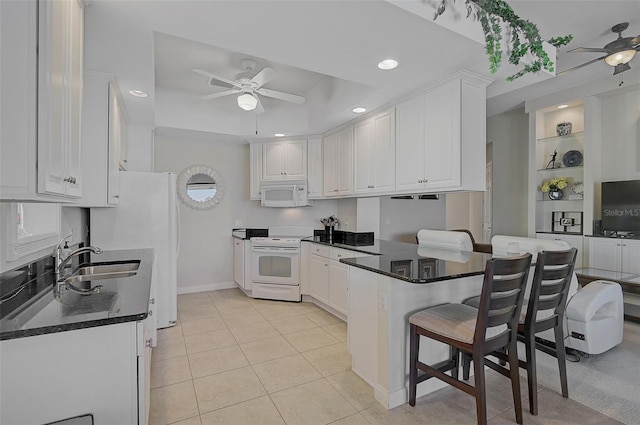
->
{"left": 604, "top": 49, "right": 636, "bottom": 66}
{"left": 237, "top": 93, "right": 258, "bottom": 111}
{"left": 613, "top": 62, "right": 631, "bottom": 75}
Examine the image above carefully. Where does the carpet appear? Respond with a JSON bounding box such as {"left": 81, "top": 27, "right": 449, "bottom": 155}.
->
{"left": 533, "top": 321, "right": 640, "bottom": 425}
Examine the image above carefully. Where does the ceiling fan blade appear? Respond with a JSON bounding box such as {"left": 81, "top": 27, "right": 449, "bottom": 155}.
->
{"left": 567, "top": 47, "right": 607, "bottom": 53}
{"left": 256, "top": 88, "right": 305, "bottom": 104}
{"left": 198, "top": 89, "right": 241, "bottom": 100}
{"left": 250, "top": 67, "right": 277, "bottom": 89}
{"left": 557, "top": 56, "right": 607, "bottom": 76}
{"left": 192, "top": 68, "right": 242, "bottom": 89}
{"left": 254, "top": 95, "right": 265, "bottom": 114}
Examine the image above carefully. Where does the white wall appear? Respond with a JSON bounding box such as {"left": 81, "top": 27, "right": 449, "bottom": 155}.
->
{"left": 127, "top": 124, "right": 154, "bottom": 171}
{"left": 153, "top": 131, "right": 338, "bottom": 291}
{"left": 445, "top": 192, "right": 483, "bottom": 242}
{"left": 379, "top": 195, "right": 446, "bottom": 243}
{"left": 487, "top": 108, "right": 529, "bottom": 237}
{"left": 599, "top": 87, "right": 640, "bottom": 181}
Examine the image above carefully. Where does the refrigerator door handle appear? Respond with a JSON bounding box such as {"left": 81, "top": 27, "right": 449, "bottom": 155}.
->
{"left": 175, "top": 199, "right": 181, "bottom": 258}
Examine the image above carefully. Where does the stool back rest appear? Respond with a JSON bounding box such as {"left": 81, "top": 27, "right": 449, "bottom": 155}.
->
{"left": 491, "top": 235, "right": 578, "bottom": 302}
{"left": 416, "top": 229, "right": 473, "bottom": 251}
{"left": 475, "top": 254, "right": 532, "bottom": 352}
{"left": 526, "top": 248, "right": 578, "bottom": 332}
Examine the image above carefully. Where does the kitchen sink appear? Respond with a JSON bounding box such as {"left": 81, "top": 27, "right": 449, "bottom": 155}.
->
{"left": 63, "top": 271, "right": 137, "bottom": 284}
{"left": 72, "top": 260, "right": 140, "bottom": 276}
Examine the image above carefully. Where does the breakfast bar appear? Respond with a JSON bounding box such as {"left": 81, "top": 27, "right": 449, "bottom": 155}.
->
{"left": 339, "top": 243, "right": 491, "bottom": 409}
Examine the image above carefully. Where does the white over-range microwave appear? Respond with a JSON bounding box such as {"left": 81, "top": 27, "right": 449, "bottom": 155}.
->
{"left": 261, "top": 183, "right": 312, "bottom": 207}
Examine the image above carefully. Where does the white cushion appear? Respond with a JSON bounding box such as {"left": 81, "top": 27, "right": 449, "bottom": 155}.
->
{"left": 410, "top": 303, "right": 507, "bottom": 344}
{"left": 491, "top": 235, "right": 569, "bottom": 257}
{"left": 417, "top": 229, "right": 473, "bottom": 251}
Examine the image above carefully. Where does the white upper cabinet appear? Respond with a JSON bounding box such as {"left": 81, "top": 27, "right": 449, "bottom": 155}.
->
{"left": 0, "top": 0, "right": 84, "bottom": 201}
{"left": 262, "top": 140, "right": 307, "bottom": 180}
{"left": 307, "top": 137, "right": 324, "bottom": 199}
{"left": 395, "top": 75, "right": 488, "bottom": 194}
{"left": 37, "top": 0, "right": 84, "bottom": 198}
{"left": 324, "top": 126, "right": 354, "bottom": 197}
{"left": 78, "top": 72, "right": 127, "bottom": 207}
{"left": 249, "top": 143, "right": 263, "bottom": 200}
{"left": 354, "top": 108, "right": 396, "bottom": 196}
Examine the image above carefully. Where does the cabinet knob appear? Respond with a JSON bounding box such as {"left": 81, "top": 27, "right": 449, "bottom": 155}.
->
{"left": 334, "top": 189, "right": 339, "bottom": 192}
{"left": 148, "top": 310, "right": 153, "bottom": 316}
{"left": 114, "top": 195, "right": 120, "bottom": 198}
{"left": 150, "top": 298, "right": 155, "bottom": 304}
{"left": 145, "top": 338, "right": 152, "bottom": 348}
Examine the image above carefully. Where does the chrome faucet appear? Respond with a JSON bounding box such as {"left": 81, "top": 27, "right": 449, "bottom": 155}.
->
{"left": 56, "top": 246, "right": 104, "bottom": 278}
{"left": 53, "top": 237, "right": 103, "bottom": 298}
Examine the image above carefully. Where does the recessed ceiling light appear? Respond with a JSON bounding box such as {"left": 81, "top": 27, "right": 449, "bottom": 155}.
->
{"left": 557, "top": 104, "right": 569, "bottom": 109}
{"left": 377, "top": 59, "right": 398, "bottom": 70}
{"left": 352, "top": 107, "right": 367, "bottom": 114}
{"left": 128, "top": 90, "right": 148, "bottom": 98}
{"left": 274, "top": 133, "right": 285, "bottom": 137}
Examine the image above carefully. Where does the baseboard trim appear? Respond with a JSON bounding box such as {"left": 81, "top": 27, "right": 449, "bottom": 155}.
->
{"left": 177, "top": 281, "right": 236, "bottom": 294}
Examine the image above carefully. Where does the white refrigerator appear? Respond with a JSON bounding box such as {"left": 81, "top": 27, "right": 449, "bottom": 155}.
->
{"left": 90, "top": 172, "right": 179, "bottom": 329}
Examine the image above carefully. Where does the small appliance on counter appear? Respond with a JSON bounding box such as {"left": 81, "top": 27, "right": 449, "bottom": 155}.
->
{"left": 232, "top": 228, "right": 268, "bottom": 239}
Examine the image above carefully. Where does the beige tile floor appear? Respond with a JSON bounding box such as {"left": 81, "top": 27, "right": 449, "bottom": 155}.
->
{"left": 150, "top": 289, "right": 623, "bottom": 425}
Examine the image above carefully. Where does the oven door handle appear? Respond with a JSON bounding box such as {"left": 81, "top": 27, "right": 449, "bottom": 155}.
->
{"left": 252, "top": 246, "right": 299, "bottom": 253}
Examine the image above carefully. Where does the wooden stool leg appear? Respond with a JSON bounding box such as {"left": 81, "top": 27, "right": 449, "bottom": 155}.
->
{"left": 450, "top": 347, "right": 459, "bottom": 379}
{"left": 525, "top": 332, "right": 538, "bottom": 415}
{"left": 473, "top": 351, "right": 488, "bottom": 425}
{"left": 508, "top": 340, "right": 524, "bottom": 424}
{"left": 409, "top": 324, "right": 419, "bottom": 406}
{"left": 462, "top": 353, "right": 471, "bottom": 380}
{"left": 555, "top": 325, "right": 569, "bottom": 398}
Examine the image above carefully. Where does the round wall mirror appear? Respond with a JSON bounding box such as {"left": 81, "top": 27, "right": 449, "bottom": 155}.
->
{"left": 177, "top": 164, "right": 225, "bottom": 210}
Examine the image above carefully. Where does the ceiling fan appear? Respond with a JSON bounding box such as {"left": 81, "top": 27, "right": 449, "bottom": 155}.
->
{"left": 559, "top": 22, "right": 639, "bottom": 76}
{"left": 192, "top": 59, "right": 305, "bottom": 113}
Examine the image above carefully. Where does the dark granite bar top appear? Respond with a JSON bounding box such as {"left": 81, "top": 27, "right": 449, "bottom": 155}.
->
{"left": 0, "top": 248, "right": 154, "bottom": 341}
{"left": 304, "top": 238, "right": 491, "bottom": 284}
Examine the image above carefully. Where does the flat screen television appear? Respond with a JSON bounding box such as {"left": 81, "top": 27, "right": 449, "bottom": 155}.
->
{"left": 601, "top": 179, "right": 640, "bottom": 234}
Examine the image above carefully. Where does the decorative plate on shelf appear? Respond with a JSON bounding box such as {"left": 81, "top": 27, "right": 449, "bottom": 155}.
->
{"left": 562, "top": 150, "right": 583, "bottom": 167}
{"left": 571, "top": 182, "right": 584, "bottom": 197}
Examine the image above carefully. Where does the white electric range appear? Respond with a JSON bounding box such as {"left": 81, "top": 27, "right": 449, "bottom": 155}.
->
{"left": 251, "top": 226, "right": 314, "bottom": 301}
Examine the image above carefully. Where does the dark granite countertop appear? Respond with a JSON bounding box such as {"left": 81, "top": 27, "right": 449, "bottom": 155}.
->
{"left": 304, "top": 238, "right": 491, "bottom": 283}
{"left": 584, "top": 234, "right": 640, "bottom": 240}
{"left": 0, "top": 248, "right": 154, "bottom": 341}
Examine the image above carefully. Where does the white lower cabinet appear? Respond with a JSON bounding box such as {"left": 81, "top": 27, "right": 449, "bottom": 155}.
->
{"left": 589, "top": 237, "right": 640, "bottom": 274}
{"left": 306, "top": 243, "right": 371, "bottom": 317}
{"left": 309, "top": 251, "right": 330, "bottom": 304}
{"left": 536, "top": 233, "right": 584, "bottom": 269}
{"left": 233, "top": 238, "right": 252, "bottom": 290}
{"left": 0, "top": 320, "right": 152, "bottom": 425}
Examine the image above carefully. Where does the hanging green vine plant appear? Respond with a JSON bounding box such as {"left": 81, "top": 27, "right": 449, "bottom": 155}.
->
{"left": 431, "top": 0, "right": 573, "bottom": 81}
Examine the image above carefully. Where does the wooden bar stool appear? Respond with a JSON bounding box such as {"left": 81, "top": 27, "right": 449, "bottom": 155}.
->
{"left": 462, "top": 248, "right": 578, "bottom": 415}
{"left": 408, "top": 254, "right": 532, "bottom": 425}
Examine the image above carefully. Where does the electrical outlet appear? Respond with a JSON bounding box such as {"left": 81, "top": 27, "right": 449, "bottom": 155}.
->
{"left": 384, "top": 218, "right": 391, "bottom": 224}
{"left": 379, "top": 293, "right": 388, "bottom": 311}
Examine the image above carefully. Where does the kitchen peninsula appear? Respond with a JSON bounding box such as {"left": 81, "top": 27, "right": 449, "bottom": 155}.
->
{"left": 306, "top": 238, "right": 490, "bottom": 409}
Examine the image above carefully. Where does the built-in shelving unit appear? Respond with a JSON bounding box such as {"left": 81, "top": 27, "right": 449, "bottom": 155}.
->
{"left": 529, "top": 101, "right": 586, "bottom": 268}
{"left": 533, "top": 104, "right": 585, "bottom": 233}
